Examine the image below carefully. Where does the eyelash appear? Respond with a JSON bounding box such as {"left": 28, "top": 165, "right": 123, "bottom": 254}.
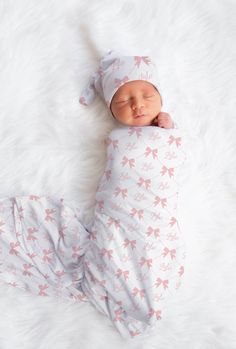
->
{"left": 116, "top": 100, "right": 128, "bottom": 104}
{"left": 116, "top": 95, "right": 154, "bottom": 104}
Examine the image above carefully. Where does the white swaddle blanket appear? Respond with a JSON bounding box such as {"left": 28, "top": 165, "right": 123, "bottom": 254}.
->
{"left": 82, "top": 125, "right": 186, "bottom": 337}
{"left": 0, "top": 125, "right": 185, "bottom": 339}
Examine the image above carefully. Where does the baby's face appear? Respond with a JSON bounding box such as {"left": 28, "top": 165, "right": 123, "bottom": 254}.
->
{"left": 110, "top": 80, "right": 162, "bottom": 126}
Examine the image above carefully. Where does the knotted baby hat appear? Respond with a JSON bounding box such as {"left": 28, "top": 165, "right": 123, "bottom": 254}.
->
{"left": 79, "top": 50, "right": 161, "bottom": 108}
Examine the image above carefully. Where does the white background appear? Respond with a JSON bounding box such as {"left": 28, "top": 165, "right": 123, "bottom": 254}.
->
{"left": 0, "top": 1, "right": 236, "bottom": 348}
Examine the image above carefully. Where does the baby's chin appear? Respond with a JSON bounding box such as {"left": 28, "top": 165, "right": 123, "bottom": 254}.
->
{"left": 131, "top": 117, "right": 156, "bottom": 127}
{"left": 115, "top": 115, "right": 156, "bottom": 127}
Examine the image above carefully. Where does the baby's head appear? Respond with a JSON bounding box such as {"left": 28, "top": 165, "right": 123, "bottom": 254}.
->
{"left": 79, "top": 51, "right": 162, "bottom": 126}
{"left": 110, "top": 80, "right": 162, "bottom": 126}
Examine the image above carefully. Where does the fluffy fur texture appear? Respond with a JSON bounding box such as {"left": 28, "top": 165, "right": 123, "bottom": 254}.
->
{"left": 0, "top": 0, "right": 236, "bottom": 348}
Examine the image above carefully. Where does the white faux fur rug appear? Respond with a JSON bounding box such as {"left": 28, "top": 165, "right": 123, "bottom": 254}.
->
{"left": 1, "top": 0, "right": 236, "bottom": 348}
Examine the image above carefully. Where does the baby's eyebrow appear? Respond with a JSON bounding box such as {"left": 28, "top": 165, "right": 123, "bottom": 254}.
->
{"left": 141, "top": 87, "right": 156, "bottom": 92}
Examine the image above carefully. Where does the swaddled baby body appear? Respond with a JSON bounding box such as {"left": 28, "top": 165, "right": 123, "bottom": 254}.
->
{"left": 82, "top": 125, "right": 186, "bottom": 337}
{"left": 0, "top": 51, "right": 186, "bottom": 339}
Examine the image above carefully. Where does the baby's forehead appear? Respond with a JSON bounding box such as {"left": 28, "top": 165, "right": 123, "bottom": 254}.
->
{"left": 115, "top": 80, "right": 156, "bottom": 95}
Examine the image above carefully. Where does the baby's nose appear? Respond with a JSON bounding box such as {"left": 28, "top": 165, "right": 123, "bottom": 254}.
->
{"left": 131, "top": 98, "right": 144, "bottom": 111}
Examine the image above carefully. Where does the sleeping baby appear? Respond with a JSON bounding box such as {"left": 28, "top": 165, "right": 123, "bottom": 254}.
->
{"left": 0, "top": 51, "right": 186, "bottom": 339}
{"left": 79, "top": 51, "right": 186, "bottom": 338}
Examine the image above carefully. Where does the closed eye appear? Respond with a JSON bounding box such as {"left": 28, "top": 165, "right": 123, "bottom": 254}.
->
{"left": 115, "top": 99, "right": 129, "bottom": 104}
{"left": 144, "top": 95, "right": 155, "bottom": 98}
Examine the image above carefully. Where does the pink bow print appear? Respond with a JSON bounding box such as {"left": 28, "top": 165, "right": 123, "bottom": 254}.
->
{"left": 161, "top": 165, "right": 174, "bottom": 178}
{"left": 27, "top": 252, "right": 37, "bottom": 259}
{"left": 22, "top": 264, "right": 33, "bottom": 276}
{"left": 55, "top": 270, "right": 65, "bottom": 278}
{"left": 148, "top": 308, "right": 162, "bottom": 320}
{"left": 169, "top": 217, "right": 177, "bottom": 227}
{"left": 27, "top": 227, "right": 38, "bottom": 241}
{"left": 114, "top": 76, "right": 129, "bottom": 88}
{"left": 79, "top": 96, "right": 87, "bottom": 106}
{"left": 128, "top": 127, "right": 142, "bottom": 138}
{"left": 121, "top": 156, "right": 135, "bottom": 168}
{"left": 114, "top": 309, "right": 125, "bottom": 322}
{"left": 29, "top": 195, "right": 40, "bottom": 201}
{"left": 130, "top": 207, "right": 144, "bottom": 219}
{"left": 96, "top": 200, "right": 104, "bottom": 211}
{"left": 165, "top": 151, "right": 177, "bottom": 160}
{"left": 98, "top": 279, "right": 106, "bottom": 287}
{"left": 162, "top": 247, "right": 176, "bottom": 259}
{"left": 72, "top": 245, "right": 82, "bottom": 259}
{"left": 107, "top": 217, "right": 120, "bottom": 229}
{"left": 123, "top": 238, "right": 136, "bottom": 250}
{"left": 139, "top": 256, "right": 153, "bottom": 269}
{"left": 105, "top": 137, "right": 119, "bottom": 149}
{"left": 100, "top": 294, "right": 109, "bottom": 301}
{"left": 166, "top": 232, "right": 178, "bottom": 241}
{"left": 89, "top": 231, "right": 97, "bottom": 241}
{"left": 158, "top": 182, "right": 169, "bottom": 190}
{"left": 134, "top": 56, "right": 151, "bottom": 67}
{"left": 155, "top": 277, "right": 169, "bottom": 289}
{"left": 168, "top": 135, "right": 182, "bottom": 147}
{"left": 137, "top": 177, "right": 151, "bottom": 189}
{"left": 132, "top": 287, "right": 146, "bottom": 299}
{"left": 71, "top": 293, "right": 88, "bottom": 302}
{"left": 116, "top": 268, "right": 130, "bottom": 281}
{"left": 114, "top": 285, "right": 124, "bottom": 293}
{"left": 159, "top": 263, "right": 171, "bottom": 272}
{"left": 9, "top": 241, "right": 20, "bottom": 255}
{"left": 17, "top": 206, "right": 24, "bottom": 220}
{"left": 143, "top": 242, "right": 155, "bottom": 251}
{"left": 146, "top": 226, "right": 160, "bottom": 238}
{"left": 105, "top": 170, "right": 111, "bottom": 181}
{"left": 154, "top": 196, "right": 167, "bottom": 208}
{"left": 114, "top": 187, "right": 128, "bottom": 199}
{"left": 101, "top": 248, "right": 113, "bottom": 259}
{"left": 38, "top": 284, "right": 49, "bottom": 296}
{"left": 144, "top": 146, "right": 158, "bottom": 159}
{"left": 179, "top": 266, "right": 184, "bottom": 277}
{"left": 58, "top": 226, "right": 66, "bottom": 239}
{"left": 42, "top": 249, "right": 53, "bottom": 263}
{"left": 130, "top": 330, "right": 141, "bottom": 338}
{"left": 45, "top": 208, "right": 56, "bottom": 222}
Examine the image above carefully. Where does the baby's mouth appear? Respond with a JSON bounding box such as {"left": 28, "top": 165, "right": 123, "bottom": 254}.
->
{"left": 134, "top": 114, "right": 146, "bottom": 119}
